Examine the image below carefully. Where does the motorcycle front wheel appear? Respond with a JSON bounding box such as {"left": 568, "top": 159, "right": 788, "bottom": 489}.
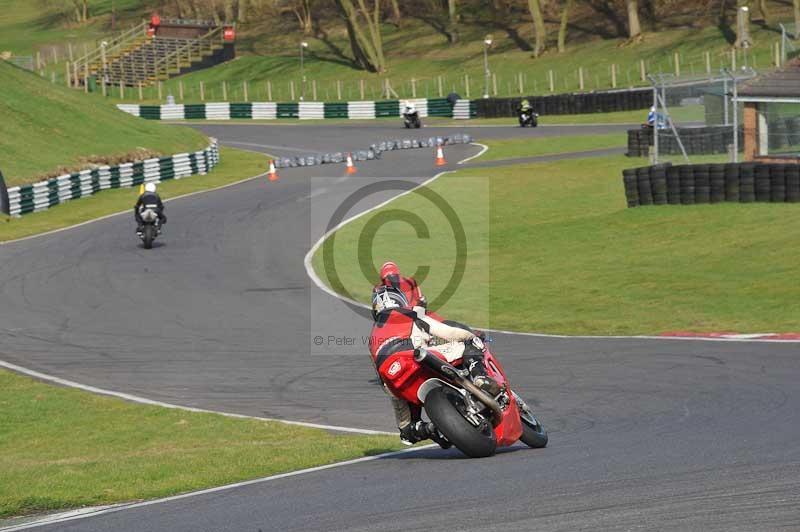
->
{"left": 425, "top": 386, "right": 496, "bottom": 458}
{"left": 518, "top": 400, "right": 548, "bottom": 448}
{"left": 143, "top": 225, "right": 154, "bottom": 249}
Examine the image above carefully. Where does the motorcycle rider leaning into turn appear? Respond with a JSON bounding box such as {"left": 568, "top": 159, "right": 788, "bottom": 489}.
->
{"left": 134, "top": 182, "right": 167, "bottom": 235}
{"left": 370, "top": 262, "right": 501, "bottom": 446}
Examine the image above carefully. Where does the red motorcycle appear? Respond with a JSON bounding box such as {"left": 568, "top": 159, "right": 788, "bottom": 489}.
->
{"left": 372, "top": 315, "right": 547, "bottom": 458}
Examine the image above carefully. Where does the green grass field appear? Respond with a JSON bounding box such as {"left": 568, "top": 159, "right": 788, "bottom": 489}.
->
{"left": 313, "top": 152, "right": 800, "bottom": 335}
{"left": 0, "top": 369, "right": 402, "bottom": 518}
{"left": 0, "top": 60, "right": 207, "bottom": 187}
{"left": 476, "top": 133, "right": 625, "bottom": 161}
{"left": 0, "top": 146, "right": 268, "bottom": 242}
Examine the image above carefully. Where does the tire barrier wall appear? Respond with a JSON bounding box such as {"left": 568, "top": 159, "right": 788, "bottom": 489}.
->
{"left": 5, "top": 140, "right": 220, "bottom": 217}
{"left": 269, "top": 133, "right": 473, "bottom": 170}
{"left": 118, "top": 98, "right": 478, "bottom": 121}
{"left": 626, "top": 126, "right": 745, "bottom": 157}
{"left": 0, "top": 168, "right": 9, "bottom": 216}
{"left": 475, "top": 88, "right": 656, "bottom": 118}
{"left": 622, "top": 162, "right": 800, "bottom": 207}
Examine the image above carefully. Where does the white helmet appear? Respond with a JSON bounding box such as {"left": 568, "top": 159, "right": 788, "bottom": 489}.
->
{"left": 144, "top": 183, "right": 157, "bottom": 193}
{"left": 405, "top": 101, "right": 416, "bottom": 113}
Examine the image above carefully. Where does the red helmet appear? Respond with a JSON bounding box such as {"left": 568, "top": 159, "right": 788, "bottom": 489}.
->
{"left": 377, "top": 261, "right": 424, "bottom": 308}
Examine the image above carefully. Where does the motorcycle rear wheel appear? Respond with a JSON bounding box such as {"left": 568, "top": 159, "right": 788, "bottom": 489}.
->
{"left": 143, "top": 225, "right": 154, "bottom": 249}
{"left": 425, "top": 386, "right": 496, "bottom": 458}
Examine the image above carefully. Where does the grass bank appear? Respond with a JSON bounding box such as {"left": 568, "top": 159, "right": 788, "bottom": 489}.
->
{"left": 0, "top": 61, "right": 207, "bottom": 187}
{"left": 313, "top": 152, "right": 800, "bottom": 335}
{"left": 0, "top": 368, "right": 401, "bottom": 518}
{"left": 0, "top": 147, "right": 267, "bottom": 242}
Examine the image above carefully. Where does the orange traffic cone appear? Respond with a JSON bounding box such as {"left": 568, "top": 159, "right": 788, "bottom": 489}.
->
{"left": 435, "top": 145, "right": 447, "bottom": 166}
{"left": 267, "top": 160, "right": 279, "bottom": 181}
{"left": 346, "top": 153, "right": 357, "bottom": 175}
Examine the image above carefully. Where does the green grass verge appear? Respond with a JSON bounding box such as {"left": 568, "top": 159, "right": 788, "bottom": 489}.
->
{"left": 313, "top": 153, "right": 800, "bottom": 335}
{"left": 0, "top": 61, "right": 207, "bottom": 187}
{"left": 0, "top": 368, "right": 402, "bottom": 518}
{"left": 476, "top": 133, "right": 625, "bottom": 161}
{"left": 0, "top": 147, "right": 267, "bottom": 243}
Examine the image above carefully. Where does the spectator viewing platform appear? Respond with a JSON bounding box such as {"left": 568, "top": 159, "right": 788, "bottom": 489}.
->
{"left": 72, "top": 16, "right": 236, "bottom": 88}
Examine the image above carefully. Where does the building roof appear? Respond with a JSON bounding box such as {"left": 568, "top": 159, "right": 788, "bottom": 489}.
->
{"left": 738, "top": 58, "right": 800, "bottom": 99}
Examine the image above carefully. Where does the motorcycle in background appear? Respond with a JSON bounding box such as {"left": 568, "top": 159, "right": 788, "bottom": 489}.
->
{"left": 518, "top": 109, "right": 538, "bottom": 127}
{"left": 403, "top": 105, "right": 422, "bottom": 129}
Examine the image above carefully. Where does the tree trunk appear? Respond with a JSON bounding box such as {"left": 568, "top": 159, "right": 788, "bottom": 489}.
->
{"left": 447, "top": 0, "right": 459, "bottom": 43}
{"left": 757, "top": 0, "right": 770, "bottom": 24}
{"left": 794, "top": 0, "right": 800, "bottom": 38}
{"left": 627, "top": 0, "right": 641, "bottom": 39}
{"left": 557, "top": 0, "right": 573, "bottom": 53}
{"left": 389, "top": 0, "right": 401, "bottom": 23}
{"left": 527, "top": 0, "right": 546, "bottom": 57}
{"left": 82, "top": 0, "right": 88, "bottom": 21}
{"left": 238, "top": 0, "right": 248, "bottom": 22}
{"left": 336, "top": 0, "right": 385, "bottom": 72}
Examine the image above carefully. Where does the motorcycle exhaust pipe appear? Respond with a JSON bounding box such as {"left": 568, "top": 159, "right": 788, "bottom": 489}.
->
{"left": 414, "top": 348, "right": 504, "bottom": 425}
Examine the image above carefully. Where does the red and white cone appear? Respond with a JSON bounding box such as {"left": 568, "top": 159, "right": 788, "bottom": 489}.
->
{"left": 435, "top": 145, "right": 447, "bottom": 166}
{"left": 267, "top": 160, "right": 279, "bottom": 181}
{"left": 346, "top": 153, "right": 357, "bottom": 175}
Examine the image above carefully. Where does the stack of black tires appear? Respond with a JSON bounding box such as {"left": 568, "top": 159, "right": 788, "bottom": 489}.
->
{"left": 626, "top": 126, "right": 745, "bottom": 157}
{"left": 623, "top": 162, "right": 800, "bottom": 207}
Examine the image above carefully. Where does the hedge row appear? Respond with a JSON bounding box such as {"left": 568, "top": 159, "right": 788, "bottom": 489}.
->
{"left": 623, "top": 162, "right": 800, "bottom": 207}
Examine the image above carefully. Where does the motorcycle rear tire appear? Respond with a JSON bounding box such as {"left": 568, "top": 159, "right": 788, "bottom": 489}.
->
{"left": 425, "top": 386, "right": 496, "bottom": 458}
{"left": 404, "top": 122, "right": 410, "bottom": 129}
{"left": 143, "top": 225, "right": 154, "bottom": 250}
{"left": 414, "top": 120, "right": 421, "bottom": 129}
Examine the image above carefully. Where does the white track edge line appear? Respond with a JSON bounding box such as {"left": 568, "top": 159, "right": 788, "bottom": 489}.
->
{"left": 457, "top": 142, "right": 488, "bottom": 164}
{"left": 0, "top": 444, "right": 436, "bottom": 532}
{"left": 302, "top": 146, "right": 800, "bottom": 345}
{"left": 0, "top": 360, "right": 393, "bottom": 435}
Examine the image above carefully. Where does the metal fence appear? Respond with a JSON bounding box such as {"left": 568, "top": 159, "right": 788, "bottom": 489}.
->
{"left": 645, "top": 70, "right": 757, "bottom": 165}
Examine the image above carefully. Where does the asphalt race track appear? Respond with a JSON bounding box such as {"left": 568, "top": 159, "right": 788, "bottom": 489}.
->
{"left": 1, "top": 122, "right": 799, "bottom": 531}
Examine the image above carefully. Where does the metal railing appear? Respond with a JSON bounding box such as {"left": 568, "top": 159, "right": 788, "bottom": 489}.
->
{"left": 72, "top": 20, "right": 148, "bottom": 83}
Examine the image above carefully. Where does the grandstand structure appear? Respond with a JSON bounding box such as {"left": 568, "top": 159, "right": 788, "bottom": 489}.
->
{"left": 72, "top": 17, "right": 235, "bottom": 88}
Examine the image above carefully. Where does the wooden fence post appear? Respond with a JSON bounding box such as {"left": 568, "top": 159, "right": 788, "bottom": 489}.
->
{"left": 179, "top": 80, "right": 184, "bottom": 101}
{"left": 290, "top": 80, "right": 295, "bottom": 100}
{"left": 312, "top": 79, "right": 317, "bottom": 100}
{"left": 611, "top": 64, "right": 617, "bottom": 88}
{"left": 578, "top": 67, "right": 584, "bottom": 91}
{"left": 640, "top": 59, "right": 646, "bottom": 81}
{"left": 243, "top": 80, "right": 248, "bottom": 102}
{"left": 519, "top": 72, "right": 524, "bottom": 94}
{"left": 158, "top": 81, "right": 162, "bottom": 100}
{"left": 464, "top": 74, "right": 470, "bottom": 98}
{"left": 139, "top": 82, "right": 143, "bottom": 101}
{"left": 359, "top": 79, "right": 364, "bottom": 99}
{"left": 119, "top": 80, "right": 124, "bottom": 99}
{"left": 438, "top": 75, "right": 443, "bottom": 97}
{"left": 222, "top": 80, "right": 227, "bottom": 101}
{"left": 336, "top": 80, "right": 342, "bottom": 100}
{"left": 548, "top": 70, "right": 554, "bottom": 92}
{"left": 674, "top": 52, "right": 680, "bottom": 76}
{"left": 200, "top": 81, "right": 205, "bottom": 101}
{"left": 65, "top": 62, "right": 71, "bottom": 87}
{"left": 267, "top": 80, "right": 272, "bottom": 101}
{"left": 492, "top": 72, "right": 497, "bottom": 96}
{"left": 705, "top": 51, "right": 711, "bottom": 74}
